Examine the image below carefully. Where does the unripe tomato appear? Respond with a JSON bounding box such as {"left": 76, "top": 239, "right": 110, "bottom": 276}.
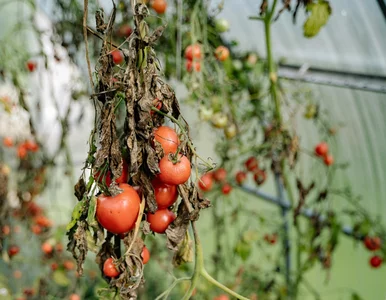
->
{"left": 96, "top": 183, "right": 140, "bottom": 234}
{"left": 184, "top": 44, "right": 202, "bottom": 60}
{"left": 221, "top": 183, "right": 232, "bottom": 195}
{"left": 235, "top": 171, "right": 247, "bottom": 185}
{"left": 8, "top": 245, "right": 20, "bottom": 257}
{"left": 370, "top": 255, "right": 383, "bottom": 268}
{"left": 214, "top": 46, "right": 230, "bottom": 61}
{"left": 224, "top": 123, "right": 237, "bottom": 139}
{"left": 112, "top": 50, "right": 124, "bottom": 64}
{"left": 117, "top": 24, "right": 132, "bottom": 37}
{"left": 245, "top": 157, "right": 258, "bottom": 172}
{"left": 152, "top": 0, "right": 167, "bottom": 14}
{"left": 364, "top": 236, "right": 381, "bottom": 251}
{"left": 154, "top": 126, "right": 179, "bottom": 154}
{"left": 158, "top": 154, "right": 191, "bottom": 185}
{"left": 198, "top": 173, "right": 213, "bottom": 191}
{"left": 213, "top": 168, "right": 227, "bottom": 182}
{"left": 215, "top": 18, "right": 230, "bottom": 33}
{"left": 315, "top": 142, "right": 328, "bottom": 157}
{"left": 254, "top": 170, "right": 267, "bottom": 185}
{"left": 26, "top": 60, "right": 37, "bottom": 72}
{"left": 103, "top": 257, "right": 121, "bottom": 277}
{"left": 63, "top": 260, "right": 75, "bottom": 270}
{"left": 3, "top": 137, "right": 13, "bottom": 147}
{"left": 69, "top": 294, "right": 81, "bottom": 300}
{"left": 141, "top": 245, "right": 150, "bottom": 264}
{"left": 152, "top": 178, "right": 178, "bottom": 209}
{"left": 185, "top": 60, "right": 201, "bottom": 72}
{"left": 211, "top": 112, "right": 228, "bottom": 128}
{"left": 41, "top": 242, "right": 53, "bottom": 254}
{"left": 147, "top": 209, "right": 176, "bottom": 233}
{"left": 199, "top": 106, "right": 213, "bottom": 121}
{"left": 323, "top": 154, "right": 334, "bottom": 166}
{"left": 232, "top": 59, "right": 243, "bottom": 71}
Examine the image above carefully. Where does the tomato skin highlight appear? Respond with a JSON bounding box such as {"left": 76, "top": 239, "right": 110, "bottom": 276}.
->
{"left": 96, "top": 183, "right": 140, "bottom": 234}
{"left": 315, "top": 142, "right": 329, "bottom": 157}
{"left": 235, "top": 171, "right": 247, "bottom": 185}
{"left": 198, "top": 173, "right": 213, "bottom": 191}
{"left": 152, "top": 178, "right": 178, "bottom": 209}
{"left": 370, "top": 255, "right": 383, "bottom": 268}
{"left": 103, "top": 258, "right": 121, "bottom": 277}
{"left": 152, "top": 0, "right": 167, "bottom": 14}
{"left": 154, "top": 126, "right": 179, "bottom": 154}
{"left": 141, "top": 246, "right": 150, "bottom": 264}
{"left": 147, "top": 209, "right": 176, "bottom": 233}
{"left": 158, "top": 154, "right": 191, "bottom": 185}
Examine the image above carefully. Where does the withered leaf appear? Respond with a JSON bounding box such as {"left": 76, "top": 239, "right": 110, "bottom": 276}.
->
{"left": 165, "top": 200, "right": 190, "bottom": 251}
{"left": 74, "top": 177, "right": 86, "bottom": 201}
{"left": 68, "top": 220, "right": 88, "bottom": 276}
{"left": 173, "top": 231, "right": 193, "bottom": 267}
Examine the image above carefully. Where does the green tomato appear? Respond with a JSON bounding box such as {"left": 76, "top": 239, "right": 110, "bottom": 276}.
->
{"left": 215, "top": 18, "right": 230, "bottom": 33}
{"left": 199, "top": 106, "right": 213, "bottom": 121}
{"left": 232, "top": 59, "right": 243, "bottom": 71}
{"left": 224, "top": 123, "right": 237, "bottom": 139}
{"left": 211, "top": 112, "right": 228, "bottom": 129}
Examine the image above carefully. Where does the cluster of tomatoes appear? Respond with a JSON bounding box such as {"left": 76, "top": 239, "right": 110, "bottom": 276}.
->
{"left": 314, "top": 142, "right": 334, "bottom": 166}
{"left": 235, "top": 156, "right": 267, "bottom": 187}
{"left": 2, "top": 136, "right": 39, "bottom": 159}
{"left": 184, "top": 44, "right": 202, "bottom": 73}
{"left": 363, "top": 236, "right": 383, "bottom": 268}
{"left": 198, "top": 167, "right": 232, "bottom": 195}
{"left": 95, "top": 125, "right": 191, "bottom": 278}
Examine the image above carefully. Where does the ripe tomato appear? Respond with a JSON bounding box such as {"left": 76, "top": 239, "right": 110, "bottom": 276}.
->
{"left": 254, "top": 170, "right": 267, "bottom": 185}
{"left": 198, "top": 173, "right": 213, "bottom": 191}
{"left": 2, "top": 225, "right": 10, "bottom": 235}
{"left": 235, "top": 171, "right": 247, "bottom": 185}
{"left": 56, "top": 243, "right": 64, "bottom": 252}
{"left": 41, "top": 242, "right": 53, "bottom": 254}
{"left": 364, "top": 236, "right": 382, "bottom": 251}
{"left": 96, "top": 183, "right": 140, "bottom": 234}
{"left": 141, "top": 245, "right": 150, "bottom": 264}
{"left": 8, "top": 245, "right": 20, "bottom": 257}
{"left": 152, "top": 0, "right": 167, "bottom": 14}
{"left": 117, "top": 24, "right": 132, "bottom": 37}
{"left": 17, "top": 145, "right": 27, "bottom": 159}
{"left": 213, "top": 294, "right": 230, "bottom": 300}
{"left": 154, "top": 126, "right": 179, "bottom": 154}
{"left": 112, "top": 50, "right": 124, "bottom": 64}
{"left": 213, "top": 168, "right": 227, "bottom": 182}
{"left": 34, "top": 215, "right": 53, "bottom": 228}
{"left": 25, "top": 201, "right": 43, "bottom": 216}
{"left": 214, "top": 46, "right": 230, "bottom": 61}
{"left": 103, "top": 257, "right": 121, "bottom": 277}
{"left": 69, "top": 294, "right": 81, "bottom": 300}
{"left": 63, "top": 260, "right": 75, "bottom": 270}
{"left": 51, "top": 263, "right": 59, "bottom": 271}
{"left": 31, "top": 224, "right": 42, "bottom": 234}
{"left": 184, "top": 44, "right": 202, "bottom": 60}
{"left": 370, "top": 255, "right": 383, "bottom": 268}
{"left": 158, "top": 154, "right": 191, "bottom": 185}
{"left": 221, "top": 183, "right": 232, "bottom": 195}
{"left": 324, "top": 154, "right": 334, "bottom": 166}
{"left": 245, "top": 157, "right": 258, "bottom": 172}
{"left": 26, "top": 61, "right": 36, "bottom": 72}
{"left": 24, "top": 140, "right": 39, "bottom": 152}
{"left": 3, "top": 137, "right": 13, "bottom": 147}
{"left": 152, "top": 178, "right": 178, "bottom": 209}
{"left": 315, "top": 142, "right": 328, "bottom": 157}
{"left": 147, "top": 209, "right": 176, "bottom": 233}
{"left": 185, "top": 60, "right": 201, "bottom": 72}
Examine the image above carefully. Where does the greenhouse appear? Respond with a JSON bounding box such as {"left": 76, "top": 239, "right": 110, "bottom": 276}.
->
{"left": 0, "top": 0, "right": 385, "bottom": 299}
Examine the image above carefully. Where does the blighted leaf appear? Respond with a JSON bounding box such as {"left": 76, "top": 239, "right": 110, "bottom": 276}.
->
{"left": 166, "top": 201, "right": 190, "bottom": 251}
{"left": 173, "top": 231, "right": 193, "bottom": 267}
{"left": 74, "top": 177, "right": 86, "bottom": 201}
{"left": 68, "top": 221, "right": 88, "bottom": 276}
{"left": 87, "top": 196, "right": 98, "bottom": 227}
{"left": 303, "top": 0, "right": 331, "bottom": 38}
{"left": 234, "top": 240, "right": 251, "bottom": 261}
{"left": 66, "top": 200, "right": 86, "bottom": 231}
{"left": 52, "top": 270, "right": 70, "bottom": 286}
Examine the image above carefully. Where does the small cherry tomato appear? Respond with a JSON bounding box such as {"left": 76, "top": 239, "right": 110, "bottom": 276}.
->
{"left": 154, "top": 126, "right": 179, "bottom": 154}
{"left": 184, "top": 44, "right": 202, "bottom": 60}
{"left": 8, "top": 245, "right": 20, "bottom": 257}
{"left": 63, "top": 260, "right": 75, "bottom": 270}
{"left": 199, "top": 106, "right": 213, "bottom": 121}
{"left": 69, "top": 294, "right": 81, "bottom": 300}
{"left": 235, "top": 171, "right": 247, "bottom": 185}
{"left": 23, "top": 288, "right": 35, "bottom": 296}
{"left": 213, "top": 168, "right": 227, "bottom": 182}
{"left": 31, "top": 224, "right": 42, "bottom": 234}
{"left": 213, "top": 294, "right": 230, "bottom": 300}
{"left": 315, "top": 142, "right": 328, "bottom": 157}
{"left": 141, "top": 245, "right": 150, "bottom": 264}
{"left": 17, "top": 145, "right": 28, "bottom": 159}
{"left": 324, "top": 154, "right": 334, "bottom": 166}
{"left": 158, "top": 154, "right": 191, "bottom": 185}
{"left": 215, "top": 19, "right": 230, "bottom": 33}
{"left": 370, "top": 255, "right": 383, "bottom": 268}
{"left": 364, "top": 236, "right": 382, "bottom": 251}
{"left": 214, "top": 46, "right": 230, "bottom": 61}
{"left": 103, "top": 257, "right": 121, "bottom": 277}
{"left": 198, "top": 173, "right": 213, "bottom": 192}
{"left": 41, "top": 242, "right": 53, "bottom": 254}
{"left": 117, "top": 24, "right": 132, "bottom": 37}
{"left": 112, "top": 50, "right": 124, "bottom": 64}
{"left": 147, "top": 209, "right": 176, "bottom": 233}
{"left": 13, "top": 270, "right": 22, "bottom": 279}
{"left": 152, "top": 178, "right": 178, "bottom": 209}
{"left": 152, "top": 0, "right": 167, "bottom": 14}
{"left": 34, "top": 215, "right": 53, "bottom": 228}
{"left": 26, "top": 61, "right": 37, "bottom": 72}
{"left": 2, "top": 225, "right": 10, "bottom": 235}
{"left": 3, "top": 137, "right": 13, "bottom": 147}
{"left": 24, "top": 140, "right": 39, "bottom": 152}
{"left": 185, "top": 60, "right": 201, "bottom": 72}
{"left": 245, "top": 157, "right": 258, "bottom": 172}
{"left": 51, "top": 263, "right": 59, "bottom": 271}
{"left": 254, "top": 169, "right": 267, "bottom": 185}
{"left": 221, "top": 183, "right": 232, "bottom": 195}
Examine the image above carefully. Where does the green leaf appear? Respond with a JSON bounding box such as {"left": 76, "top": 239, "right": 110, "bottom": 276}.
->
{"left": 351, "top": 292, "right": 363, "bottom": 300}
{"left": 66, "top": 200, "right": 86, "bottom": 231}
{"left": 53, "top": 270, "right": 70, "bottom": 286}
{"left": 234, "top": 240, "right": 251, "bottom": 261}
{"left": 303, "top": 0, "right": 331, "bottom": 38}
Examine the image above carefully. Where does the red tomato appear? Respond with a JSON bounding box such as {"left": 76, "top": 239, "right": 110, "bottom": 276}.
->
{"left": 96, "top": 183, "right": 140, "bottom": 234}
{"left": 323, "top": 154, "right": 334, "bottom": 166}
{"left": 214, "top": 46, "right": 230, "bottom": 61}
{"left": 185, "top": 60, "right": 201, "bottom": 72}
{"left": 221, "top": 183, "right": 232, "bottom": 195}
{"left": 69, "top": 294, "right": 81, "bottom": 300}
{"left": 8, "top": 245, "right": 20, "bottom": 257}
{"left": 112, "top": 50, "right": 124, "bottom": 64}
{"left": 213, "top": 168, "right": 227, "bottom": 182}
{"left": 13, "top": 270, "right": 22, "bottom": 279}
{"left": 254, "top": 170, "right": 267, "bottom": 185}
{"left": 2, "top": 225, "right": 10, "bottom": 235}
{"left": 24, "top": 140, "right": 39, "bottom": 152}
{"left": 235, "top": 171, "right": 247, "bottom": 185}
{"left": 152, "top": 178, "right": 178, "bottom": 209}
{"left": 26, "top": 61, "right": 37, "bottom": 72}
{"left": 3, "top": 137, "right": 13, "bottom": 147}
{"left": 103, "top": 257, "right": 121, "bottom": 277}
{"left": 17, "top": 145, "right": 28, "bottom": 159}
{"left": 315, "top": 142, "right": 328, "bottom": 157}
{"left": 117, "top": 24, "right": 132, "bottom": 37}
{"left": 364, "top": 236, "right": 382, "bottom": 251}
{"left": 245, "top": 157, "right": 258, "bottom": 172}
{"left": 23, "top": 288, "right": 35, "bottom": 296}
{"left": 141, "top": 245, "right": 150, "bottom": 264}
{"left": 158, "top": 154, "right": 191, "bottom": 185}
{"left": 198, "top": 173, "right": 213, "bottom": 191}
{"left": 25, "top": 201, "right": 43, "bottom": 216}
{"left": 152, "top": 0, "right": 167, "bottom": 14}
{"left": 41, "top": 242, "right": 53, "bottom": 254}
{"left": 150, "top": 98, "right": 162, "bottom": 116}
{"left": 154, "top": 126, "right": 179, "bottom": 154}
{"left": 34, "top": 215, "right": 53, "bottom": 228}
{"left": 63, "top": 260, "right": 75, "bottom": 270}
{"left": 56, "top": 243, "right": 64, "bottom": 252}
{"left": 31, "top": 224, "right": 42, "bottom": 234}
{"left": 147, "top": 209, "right": 176, "bottom": 233}
{"left": 51, "top": 263, "right": 59, "bottom": 271}
{"left": 213, "top": 295, "right": 230, "bottom": 300}
{"left": 184, "top": 44, "right": 202, "bottom": 60}
{"left": 370, "top": 255, "right": 383, "bottom": 268}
